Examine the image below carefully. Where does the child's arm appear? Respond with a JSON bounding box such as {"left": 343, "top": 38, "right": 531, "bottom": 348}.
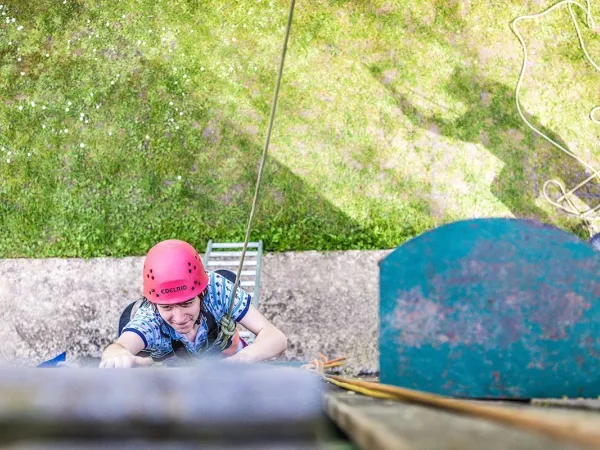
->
{"left": 99, "top": 332, "right": 152, "bottom": 368}
{"left": 226, "top": 305, "right": 287, "bottom": 363}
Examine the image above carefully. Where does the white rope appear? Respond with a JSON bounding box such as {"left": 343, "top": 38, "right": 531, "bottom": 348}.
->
{"left": 511, "top": 0, "right": 600, "bottom": 235}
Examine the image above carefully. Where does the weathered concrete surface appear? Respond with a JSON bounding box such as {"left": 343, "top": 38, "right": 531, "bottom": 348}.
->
{"left": 261, "top": 250, "right": 389, "bottom": 375}
{"left": 0, "top": 250, "right": 390, "bottom": 373}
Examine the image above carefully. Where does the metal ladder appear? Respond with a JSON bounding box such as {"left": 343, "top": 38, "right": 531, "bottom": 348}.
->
{"left": 202, "top": 240, "right": 264, "bottom": 344}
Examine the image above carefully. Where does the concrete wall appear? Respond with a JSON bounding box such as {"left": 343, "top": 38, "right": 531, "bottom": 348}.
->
{"left": 0, "top": 250, "right": 391, "bottom": 374}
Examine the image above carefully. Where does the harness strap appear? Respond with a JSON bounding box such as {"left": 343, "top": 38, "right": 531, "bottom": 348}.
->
{"left": 121, "top": 278, "right": 232, "bottom": 361}
{"left": 170, "top": 307, "right": 221, "bottom": 359}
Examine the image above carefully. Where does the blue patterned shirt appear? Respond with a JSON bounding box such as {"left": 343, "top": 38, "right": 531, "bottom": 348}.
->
{"left": 122, "top": 272, "right": 251, "bottom": 359}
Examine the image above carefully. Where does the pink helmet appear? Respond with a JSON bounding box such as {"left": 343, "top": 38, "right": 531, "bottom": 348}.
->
{"left": 143, "top": 239, "right": 209, "bottom": 304}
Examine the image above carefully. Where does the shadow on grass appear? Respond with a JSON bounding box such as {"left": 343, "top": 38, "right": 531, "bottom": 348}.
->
{"left": 2, "top": 0, "right": 441, "bottom": 258}
{"left": 327, "top": 0, "right": 600, "bottom": 238}
{"left": 369, "top": 62, "right": 598, "bottom": 239}
{"left": 1, "top": 48, "right": 429, "bottom": 257}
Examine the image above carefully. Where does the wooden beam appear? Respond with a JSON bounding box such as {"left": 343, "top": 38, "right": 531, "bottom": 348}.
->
{"left": 323, "top": 389, "right": 595, "bottom": 450}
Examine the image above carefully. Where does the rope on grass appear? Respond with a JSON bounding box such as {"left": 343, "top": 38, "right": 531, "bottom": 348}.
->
{"left": 511, "top": 0, "right": 600, "bottom": 236}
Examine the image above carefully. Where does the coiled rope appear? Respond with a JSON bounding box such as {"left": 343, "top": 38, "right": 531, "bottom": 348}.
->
{"left": 511, "top": 0, "right": 600, "bottom": 236}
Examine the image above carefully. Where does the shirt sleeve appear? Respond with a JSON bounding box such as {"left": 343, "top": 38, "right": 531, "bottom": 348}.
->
{"left": 121, "top": 300, "right": 165, "bottom": 350}
{"left": 208, "top": 272, "right": 252, "bottom": 323}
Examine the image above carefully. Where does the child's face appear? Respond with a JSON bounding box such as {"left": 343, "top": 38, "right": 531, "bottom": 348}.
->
{"left": 156, "top": 296, "right": 201, "bottom": 335}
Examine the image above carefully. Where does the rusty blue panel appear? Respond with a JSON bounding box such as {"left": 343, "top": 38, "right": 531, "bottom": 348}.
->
{"left": 379, "top": 218, "right": 600, "bottom": 399}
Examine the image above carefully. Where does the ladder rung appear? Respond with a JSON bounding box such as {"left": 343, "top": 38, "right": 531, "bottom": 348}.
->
{"left": 209, "top": 242, "right": 261, "bottom": 249}
{"left": 207, "top": 251, "right": 258, "bottom": 257}
{"left": 207, "top": 260, "right": 257, "bottom": 267}
{"left": 240, "top": 281, "right": 254, "bottom": 287}
{"left": 212, "top": 270, "right": 256, "bottom": 277}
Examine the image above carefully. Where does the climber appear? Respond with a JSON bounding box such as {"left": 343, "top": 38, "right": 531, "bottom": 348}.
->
{"left": 99, "top": 239, "right": 287, "bottom": 368}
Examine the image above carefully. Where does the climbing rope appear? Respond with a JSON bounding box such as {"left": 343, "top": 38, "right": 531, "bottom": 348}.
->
{"left": 511, "top": 0, "right": 600, "bottom": 236}
{"left": 308, "top": 353, "right": 600, "bottom": 449}
{"left": 300, "top": 352, "right": 347, "bottom": 373}
{"left": 213, "top": 0, "right": 297, "bottom": 351}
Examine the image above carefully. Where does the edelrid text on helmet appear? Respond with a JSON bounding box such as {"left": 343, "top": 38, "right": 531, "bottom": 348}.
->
{"left": 160, "top": 285, "right": 187, "bottom": 295}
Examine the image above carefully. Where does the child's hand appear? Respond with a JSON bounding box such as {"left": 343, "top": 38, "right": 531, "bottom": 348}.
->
{"left": 99, "top": 349, "right": 153, "bottom": 369}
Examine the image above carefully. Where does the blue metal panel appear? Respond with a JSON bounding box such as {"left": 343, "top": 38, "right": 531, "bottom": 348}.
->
{"left": 379, "top": 218, "right": 600, "bottom": 399}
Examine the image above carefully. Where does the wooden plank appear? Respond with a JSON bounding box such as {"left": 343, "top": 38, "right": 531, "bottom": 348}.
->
{"left": 323, "top": 389, "right": 593, "bottom": 450}
{"left": 532, "top": 398, "right": 600, "bottom": 411}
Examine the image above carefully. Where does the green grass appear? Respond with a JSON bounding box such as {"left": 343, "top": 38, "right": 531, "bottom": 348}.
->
{"left": 1, "top": 0, "right": 599, "bottom": 257}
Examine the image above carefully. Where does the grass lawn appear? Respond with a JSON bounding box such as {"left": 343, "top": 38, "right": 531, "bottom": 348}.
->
{"left": 1, "top": 0, "right": 600, "bottom": 257}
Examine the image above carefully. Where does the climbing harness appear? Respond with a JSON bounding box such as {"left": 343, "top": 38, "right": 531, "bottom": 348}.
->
{"left": 209, "top": 0, "right": 297, "bottom": 351}
{"left": 511, "top": 0, "right": 600, "bottom": 236}
{"left": 116, "top": 296, "right": 225, "bottom": 362}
